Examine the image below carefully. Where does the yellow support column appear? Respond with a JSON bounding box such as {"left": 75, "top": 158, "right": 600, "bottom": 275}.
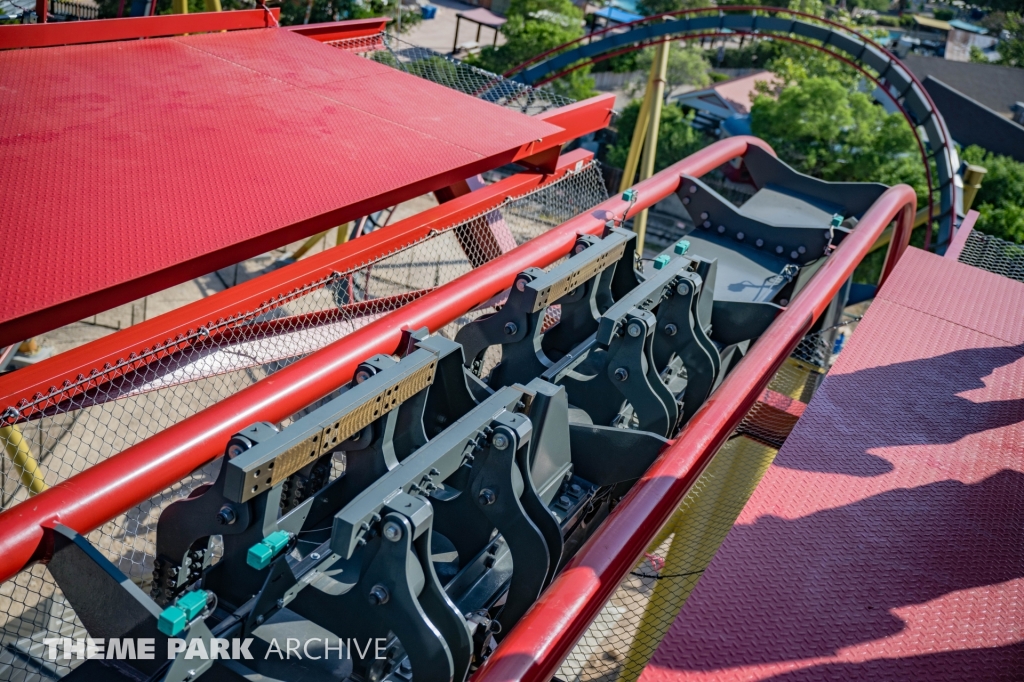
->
{"left": 617, "top": 436, "right": 779, "bottom": 681}
{"left": 961, "top": 164, "right": 987, "bottom": 213}
{"left": 204, "top": 0, "right": 222, "bottom": 10}
{"left": 618, "top": 68, "right": 656, "bottom": 194}
{"left": 633, "top": 40, "right": 670, "bottom": 255}
{"left": 171, "top": 0, "right": 188, "bottom": 13}
{"left": 336, "top": 221, "right": 352, "bottom": 246}
{"left": 1, "top": 425, "right": 47, "bottom": 496}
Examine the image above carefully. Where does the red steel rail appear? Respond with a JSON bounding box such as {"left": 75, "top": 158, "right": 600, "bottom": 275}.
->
{"left": 0, "top": 8, "right": 283, "bottom": 49}
{"left": 0, "top": 135, "right": 773, "bottom": 586}
{"left": 473, "top": 184, "right": 917, "bottom": 682}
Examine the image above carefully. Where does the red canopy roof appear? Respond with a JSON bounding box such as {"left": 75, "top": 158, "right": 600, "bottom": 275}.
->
{"left": 0, "top": 25, "right": 559, "bottom": 346}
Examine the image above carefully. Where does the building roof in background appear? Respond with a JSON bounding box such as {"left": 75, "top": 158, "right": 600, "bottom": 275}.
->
{"left": 903, "top": 55, "right": 1024, "bottom": 117}
{"left": 456, "top": 7, "right": 507, "bottom": 28}
{"left": 948, "top": 19, "right": 988, "bottom": 34}
{"left": 912, "top": 14, "right": 952, "bottom": 31}
{"left": 592, "top": 6, "right": 643, "bottom": 24}
{"left": 711, "top": 72, "right": 781, "bottom": 116}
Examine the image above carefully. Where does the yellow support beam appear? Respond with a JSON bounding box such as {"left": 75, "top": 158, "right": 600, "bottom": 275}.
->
{"left": 633, "top": 41, "right": 670, "bottom": 256}
{"left": 616, "top": 436, "right": 779, "bottom": 681}
{"left": 618, "top": 68, "right": 656, "bottom": 194}
{"left": 962, "top": 164, "right": 987, "bottom": 213}
{"left": 1, "top": 425, "right": 47, "bottom": 496}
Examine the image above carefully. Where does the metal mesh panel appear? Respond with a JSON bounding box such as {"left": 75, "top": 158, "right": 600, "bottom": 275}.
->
{"left": 327, "top": 32, "right": 575, "bottom": 115}
{"left": 957, "top": 230, "right": 1024, "bottom": 283}
{"left": 0, "top": 161, "right": 608, "bottom": 681}
{"left": 555, "top": 321, "right": 853, "bottom": 682}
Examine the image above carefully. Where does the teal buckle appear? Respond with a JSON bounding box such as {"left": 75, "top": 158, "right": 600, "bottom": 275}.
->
{"left": 622, "top": 189, "right": 637, "bottom": 203}
{"left": 653, "top": 254, "right": 671, "bottom": 270}
{"left": 673, "top": 239, "right": 690, "bottom": 255}
{"left": 158, "top": 590, "right": 209, "bottom": 637}
{"left": 247, "top": 530, "right": 292, "bottom": 570}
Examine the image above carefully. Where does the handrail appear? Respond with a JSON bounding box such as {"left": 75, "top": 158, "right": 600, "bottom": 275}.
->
{"left": 0, "top": 136, "right": 775, "bottom": 587}
{"left": 472, "top": 182, "right": 916, "bottom": 682}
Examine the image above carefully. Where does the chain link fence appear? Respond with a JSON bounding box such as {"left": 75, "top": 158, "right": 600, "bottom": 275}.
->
{"left": 555, "top": 320, "right": 855, "bottom": 682}
{"left": 328, "top": 31, "right": 575, "bottom": 115}
{"left": 0, "top": 161, "right": 608, "bottom": 681}
{"left": 957, "top": 229, "right": 1024, "bottom": 283}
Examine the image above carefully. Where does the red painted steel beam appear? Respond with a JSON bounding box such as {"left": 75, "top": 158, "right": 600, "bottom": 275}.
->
{"left": 0, "top": 136, "right": 772, "bottom": 587}
{"left": 943, "top": 210, "right": 979, "bottom": 262}
{"left": 472, "top": 183, "right": 917, "bottom": 682}
{"left": 0, "top": 149, "right": 594, "bottom": 423}
{"left": 284, "top": 18, "right": 389, "bottom": 42}
{"left": 0, "top": 8, "right": 281, "bottom": 50}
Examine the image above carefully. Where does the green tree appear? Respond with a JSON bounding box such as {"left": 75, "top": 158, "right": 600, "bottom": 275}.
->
{"left": 998, "top": 12, "right": 1024, "bottom": 68}
{"left": 467, "top": 0, "right": 595, "bottom": 101}
{"left": 633, "top": 43, "right": 712, "bottom": 99}
{"left": 961, "top": 146, "right": 1024, "bottom": 243}
{"left": 969, "top": 45, "right": 990, "bottom": 62}
{"left": 636, "top": 0, "right": 710, "bottom": 18}
{"left": 749, "top": 76, "right": 926, "bottom": 199}
{"left": 606, "top": 100, "right": 710, "bottom": 175}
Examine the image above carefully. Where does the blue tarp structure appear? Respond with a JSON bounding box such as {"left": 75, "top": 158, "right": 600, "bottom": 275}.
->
{"left": 592, "top": 6, "right": 644, "bottom": 24}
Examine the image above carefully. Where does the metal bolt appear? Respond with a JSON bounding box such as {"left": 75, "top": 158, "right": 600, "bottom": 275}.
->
{"left": 574, "top": 243, "right": 587, "bottom": 254}
{"left": 558, "top": 495, "right": 572, "bottom": 508}
{"left": 824, "top": 230, "right": 833, "bottom": 239}
{"left": 626, "top": 322, "right": 643, "bottom": 337}
{"left": 682, "top": 196, "right": 690, "bottom": 205}
{"left": 400, "top": 659, "right": 412, "bottom": 673}
{"left": 779, "top": 299, "right": 789, "bottom": 306}
{"left": 383, "top": 521, "right": 403, "bottom": 542}
{"left": 790, "top": 250, "right": 799, "bottom": 259}
{"left": 702, "top": 220, "right": 711, "bottom": 228}
{"left": 798, "top": 245, "right": 806, "bottom": 254}
{"left": 484, "top": 555, "right": 496, "bottom": 568}
{"left": 492, "top": 432, "right": 510, "bottom": 450}
{"left": 226, "top": 443, "right": 247, "bottom": 458}
{"left": 716, "top": 225, "right": 726, "bottom": 234}
{"left": 504, "top": 321, "right": 518, "bottom": 336}
{"left": 310, "top": 552, "right": 321, "bottom": 561}
{"left": 354, "top": 369, "right": 372, "bottom": 384}
{"left": 515, "top": 279, "right": 526, "bottom": 292}
{"left": 368, "top": 584, "right": 390, "bottom": 605}
{"left": 216, "top": 505, "right": 236, "bottom": 525}
{"left": 256, "top": 615, "right": 265, "bottom": 625}
{"left": 570, "top": 483, "right": 582, "bottom": 495}
{"left": 276, "top": 598, "right": 285, "bottom": 609}
{"left": 689, "top": 185, "right": 697, "bottom": 194}
{"left": 736, "top": 232, "right": 745, "bottom": 241}
{"left": 478, "top": 488, "right": 496, "bottom": 506}
{"left": 699, "top": 212, "right": 708, "bottom": 220}
{"left": 676, "top": 281, "right": 689, "bottom": 296}
{"left": 755, "top": 238, "right": 764, "bottom": 248}
{"left": 614, "top": 367, "right": 629, "bottom": 382}
{"left": 776, "top": 246, "right": 784, "bottom": 254}
{"left": 664, "top": 323, "right": 678, "bottom": 336}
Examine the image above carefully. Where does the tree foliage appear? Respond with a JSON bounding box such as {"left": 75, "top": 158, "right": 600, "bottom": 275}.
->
{"left": 606, "top": 100, "right": 710, "bottom": 175}
{"left": 633, "top": 43, "right": 712, "bottom": 99}
{"left": 961, "top": 146, "right": 1024, "bottom": 243}
{"left": 998, "top": 12, "right": 1024, "bottom": 68}
{"left": 466, "top": 0, "right": 595, "bottom": 101}
{"left": 636, "top": 0, "right": 710, "bottom": 18}
{"left": 750, "top": 76, "right": 927, "bottom": 202}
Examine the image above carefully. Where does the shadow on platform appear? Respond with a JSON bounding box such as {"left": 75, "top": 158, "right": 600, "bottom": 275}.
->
{"left": 773, "top": 341, "right": 1024, "bottom": 478}
{"left": 654, "top": 470, "right": 1024, "bottom": 674}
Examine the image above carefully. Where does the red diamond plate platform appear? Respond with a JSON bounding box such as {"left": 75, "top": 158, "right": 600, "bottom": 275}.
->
{"left": 0, "top": 27, "right": 561, "bottom": 347}
{"left": 642, "top": 247, "right": 1024, "bottom": 681}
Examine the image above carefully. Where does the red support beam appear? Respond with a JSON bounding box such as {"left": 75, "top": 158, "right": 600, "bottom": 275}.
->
{"left": 0, "top": 136, "right": 774, "bottom": 587}
{"left": 943, "top": 209, "right": 979, "bottom": 261}
{"left": 0, "top": 149, "right": 595, "bottom": 423}
{"left": 471, "top": 183, "right": 917, "bottom": 682}
{"left": 0, "top": 9, "right": 281, "bottom": 50}
{"left": 284, "top": 18, "right": 389, "bottom": 42}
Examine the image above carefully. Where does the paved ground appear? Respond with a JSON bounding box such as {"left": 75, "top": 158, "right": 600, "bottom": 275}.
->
{"left": 402, "top": 0, "right": 506, "bottom": 55}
